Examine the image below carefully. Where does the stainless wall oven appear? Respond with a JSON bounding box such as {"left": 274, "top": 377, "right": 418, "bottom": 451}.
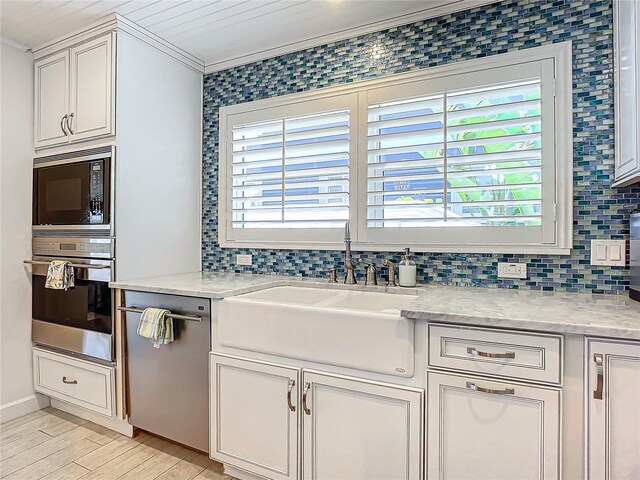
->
{"left": 27, "top": 237, "right": 115, "bottom": 362}
{"left": 33, "top": 146, "right": 113, "bottom": 235}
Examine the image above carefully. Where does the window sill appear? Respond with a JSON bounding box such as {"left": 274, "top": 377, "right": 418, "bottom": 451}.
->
{"left": 218, "top": 240, "right": 571, "bottom": 255}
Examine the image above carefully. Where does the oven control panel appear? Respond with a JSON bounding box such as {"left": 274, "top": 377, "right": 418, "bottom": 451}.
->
{"left": 33, "top": 237, "right": 114, "bottom": 259}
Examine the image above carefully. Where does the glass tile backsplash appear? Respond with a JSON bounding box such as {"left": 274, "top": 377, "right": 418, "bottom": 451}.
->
{"left": 202, "top": 0, "right": 640, "bottom": 294}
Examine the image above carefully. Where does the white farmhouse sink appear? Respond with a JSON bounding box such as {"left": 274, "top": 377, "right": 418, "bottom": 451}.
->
{"left": 218, "top": 286, "right": 418, "bottom": 377}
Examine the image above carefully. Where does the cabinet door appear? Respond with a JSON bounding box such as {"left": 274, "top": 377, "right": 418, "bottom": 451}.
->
{"left": 302, "top": 370, "right": 423, "bottom": 480}
{"left": 69, "top": 34, "right": 114, "bottom": 142}
{"left": 210, "top": 354, "right": 300, "bottom": 480}
{"left": 614, "top": 0, "right": 640, "bottom": 181}
{"left": 586, "top": 339, "right": 640, "bottom": 480}
{"left": 427, "top": 371, "right": 560, "bottom": 480}
{"left": 34, "top": 50, "right": 69, "bottom": 149}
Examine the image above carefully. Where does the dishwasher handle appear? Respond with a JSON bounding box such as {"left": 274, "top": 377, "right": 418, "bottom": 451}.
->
{"left": 117, "top": 306, "right": 203, "bottom": 322}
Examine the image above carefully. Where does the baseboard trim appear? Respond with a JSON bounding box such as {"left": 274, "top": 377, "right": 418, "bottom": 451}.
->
{"left": 50, "top": 399, "right": 133, "bottom": 437}
{"left": 0, "top": 394, "right": 49, "bottom": 423}
{"left": 223, "top": 465, "right": 269, "bottom": 480}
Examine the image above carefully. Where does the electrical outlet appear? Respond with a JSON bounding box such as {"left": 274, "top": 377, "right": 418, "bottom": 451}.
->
{"left": 497, "top": 262, "right": 527, "bottom": 279}
{"left": 236, "top": 254, "right": 253, "bottom": 266}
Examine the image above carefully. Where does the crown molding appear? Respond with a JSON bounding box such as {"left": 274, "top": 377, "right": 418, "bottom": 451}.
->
{"left": 1, "top": 37, "right": 30, "bottom": 52}
{"left": 31, "top": 13, "right": 205, "bottom": 74}
{"left": 203, "top": 0, "right": 501, "bottom": 73}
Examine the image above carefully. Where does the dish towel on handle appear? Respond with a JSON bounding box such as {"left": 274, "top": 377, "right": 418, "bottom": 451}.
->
{"left": 137, "top": 308, "right": 174, "bottom": 347}
{"left": 45, "top": 261, "right": 75, "bottom": 290}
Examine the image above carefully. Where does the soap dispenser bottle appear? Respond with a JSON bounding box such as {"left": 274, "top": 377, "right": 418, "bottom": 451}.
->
{"left": 398, "top": 248, "right": 417, "bottom": 287}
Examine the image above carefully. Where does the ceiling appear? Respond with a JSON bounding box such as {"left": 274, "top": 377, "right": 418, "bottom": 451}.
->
{"left": 0, "top": 0, "right": 494, "bottom": 71}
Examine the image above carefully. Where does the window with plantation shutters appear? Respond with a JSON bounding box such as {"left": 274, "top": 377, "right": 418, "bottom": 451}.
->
{"left": 231, "top": 109, "right": 350, "bottom": 230}
{"left": 218, "top": 43, "right": 572, "bottom": 253}
{"left": 220, "top": 94, "right": 358, "bottom": 245}
{"left": 366, "top": 79, "right": 543, "bottom": 229}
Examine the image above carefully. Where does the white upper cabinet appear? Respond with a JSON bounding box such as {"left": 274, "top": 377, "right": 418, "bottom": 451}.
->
{"left": 34, "top": 50, "right": 69, "bottom": 148}
{"left": 34, "top": 33, "right": 115, "bottom": 150}
{"left": 69, "top": 34, "right": 113, "bottom": 142}
{"left": 585, "top": 339, "right": 640, "bottom": 480}
{"left": 614, "top": 0, "right": 640, "bottom": 186}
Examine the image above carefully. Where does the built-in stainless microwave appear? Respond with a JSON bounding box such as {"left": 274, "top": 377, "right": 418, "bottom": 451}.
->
{"left": 33, "top": 146, "right": 113, "bottom": 234}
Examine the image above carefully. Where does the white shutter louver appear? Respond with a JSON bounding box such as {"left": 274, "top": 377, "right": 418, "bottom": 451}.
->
{"left": 232, "top": 109, "right": 350, "bottom": 229}
{"left": 367, "top": 79, "right": 543, "bottom": 228}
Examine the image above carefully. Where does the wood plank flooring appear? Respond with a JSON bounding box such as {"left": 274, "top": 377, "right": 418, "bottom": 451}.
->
{"left": 0, "top": 408, "right": 234, "bottom": 480}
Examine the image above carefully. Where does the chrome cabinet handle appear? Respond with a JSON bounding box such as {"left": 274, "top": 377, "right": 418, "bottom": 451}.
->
{"left": 23, "top": 260, "right": 110, "bottom": 270}
{"left": 593, "top": 353, "right": 604, "bottom": 400}
{"left": 467, "top": 347, "right": 516, "bottom": 359}
{"left": 287, "top": 379, "right": 296, "bottom": 412}
{"left": 66, "top": 113, "right": 74, "bottom": 134}
{"left": 116, "top": 306, "right": 202, "bottom": 323}
{"left": 60, "top": 114, "right": 69, "bottom": 135}
{"left": 62, "top": 376, "right": 77, "bottom": 385}
{"left": 466, "top": 381, "right": 515, "bottom": 395}
{"left": 302, "top": 382, "right": 311, "bottom": 415}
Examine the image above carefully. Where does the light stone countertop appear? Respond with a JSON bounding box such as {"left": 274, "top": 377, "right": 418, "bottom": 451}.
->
{"left": 110, "top": 272, "right": 640, "bottom": 339}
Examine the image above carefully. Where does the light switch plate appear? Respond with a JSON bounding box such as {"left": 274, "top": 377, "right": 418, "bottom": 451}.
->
{"left": 590, "top": 240, "right": 626, "bottom": 266}
{"left": 497, "top": 262, "right": 527, "bottom": 279}
{"left": 236, "top": 254, "right": 253, "bottom": 266}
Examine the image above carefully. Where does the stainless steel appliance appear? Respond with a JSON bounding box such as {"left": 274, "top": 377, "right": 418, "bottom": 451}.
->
{"left": 121, "top": 291, "right": 211, "bottom": 452}
{"left": 630, "top": 212, "right": 640, "bottom": 301}
{"left": 27, "top": 237, "right": 115, "bottom": 362}
{"left": 33, "top": 146, "right": 113, "bottom": 235}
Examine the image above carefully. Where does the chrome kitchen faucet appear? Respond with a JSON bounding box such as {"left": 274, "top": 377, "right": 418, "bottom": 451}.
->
{"left": 344, "top": 221, "right": 357, "bottom": 284}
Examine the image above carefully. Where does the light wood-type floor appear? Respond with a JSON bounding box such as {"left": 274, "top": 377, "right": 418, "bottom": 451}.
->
{"left": 0, "top": 408, "right": 233, "bottom": 480}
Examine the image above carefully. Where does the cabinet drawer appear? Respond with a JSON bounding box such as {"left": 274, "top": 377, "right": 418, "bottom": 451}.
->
{"left": 428, "top": 324, "right": 562, "bottom": 384}
{"left": 33, "top": 348, "right": 115, "bottom": 417}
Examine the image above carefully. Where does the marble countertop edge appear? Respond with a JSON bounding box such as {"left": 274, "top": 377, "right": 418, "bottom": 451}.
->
{"left": 110, "top": 272, "right": 640, "bottom": 340}
{"left": 401, "top": 309, "right": 640, "bottom": 340}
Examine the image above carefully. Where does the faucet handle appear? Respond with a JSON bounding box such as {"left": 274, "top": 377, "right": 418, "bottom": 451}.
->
{"left": 359, "top": 260, "right": 378, "bottom": 286}
{"left": 328, "top": 268, "right": 338, "bottom": 284}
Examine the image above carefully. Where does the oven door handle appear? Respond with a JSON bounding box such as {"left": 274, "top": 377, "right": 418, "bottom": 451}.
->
{"left": 23, "top": 260, "right": 110, "bottom": 270}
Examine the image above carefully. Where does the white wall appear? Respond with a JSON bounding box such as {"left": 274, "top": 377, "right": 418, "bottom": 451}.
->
{"left": 0, "top": 42, "right": 44, "bottom": 422}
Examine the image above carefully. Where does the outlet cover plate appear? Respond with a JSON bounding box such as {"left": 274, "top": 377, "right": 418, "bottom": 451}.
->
{"left": 497, "top": 262, "right": 527, "bottom": 279}
{"left": 236, "top": 254, "right": 253, "bottom": 266}
{"left": 590, "top": 240, "right": 626, "bottom": 266}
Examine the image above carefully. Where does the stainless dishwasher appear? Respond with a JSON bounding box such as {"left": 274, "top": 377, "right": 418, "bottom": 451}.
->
{"left": 121, "top": 291, "right": 211, "bottom": 452}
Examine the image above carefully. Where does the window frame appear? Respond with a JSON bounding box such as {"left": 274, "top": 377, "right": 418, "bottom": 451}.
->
{"left": 218, "top": 42, "right": 573, "bottom": 254}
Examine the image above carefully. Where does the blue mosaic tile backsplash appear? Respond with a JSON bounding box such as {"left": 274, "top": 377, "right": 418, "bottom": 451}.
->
{"left": 203, "top": 0, "right": 640, "bottom": 294}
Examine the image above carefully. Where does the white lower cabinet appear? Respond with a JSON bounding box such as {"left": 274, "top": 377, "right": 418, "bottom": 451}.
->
{"left": 427, "top": 371, "right": 560, "bottom": 480}
{"left": 210, "top": 354, "right": 300, "bottom": 480}
{"left": 33, "top": 347, "right": 115, "bottom": 417}
{"left": 302, "top": 371, "right": 423, "bottom": 480}
{"left": 210, "top": 354, "right": 423, "bottom": 480}
{"left": 585, "top": 338, "right": 640, "bottom": 480}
